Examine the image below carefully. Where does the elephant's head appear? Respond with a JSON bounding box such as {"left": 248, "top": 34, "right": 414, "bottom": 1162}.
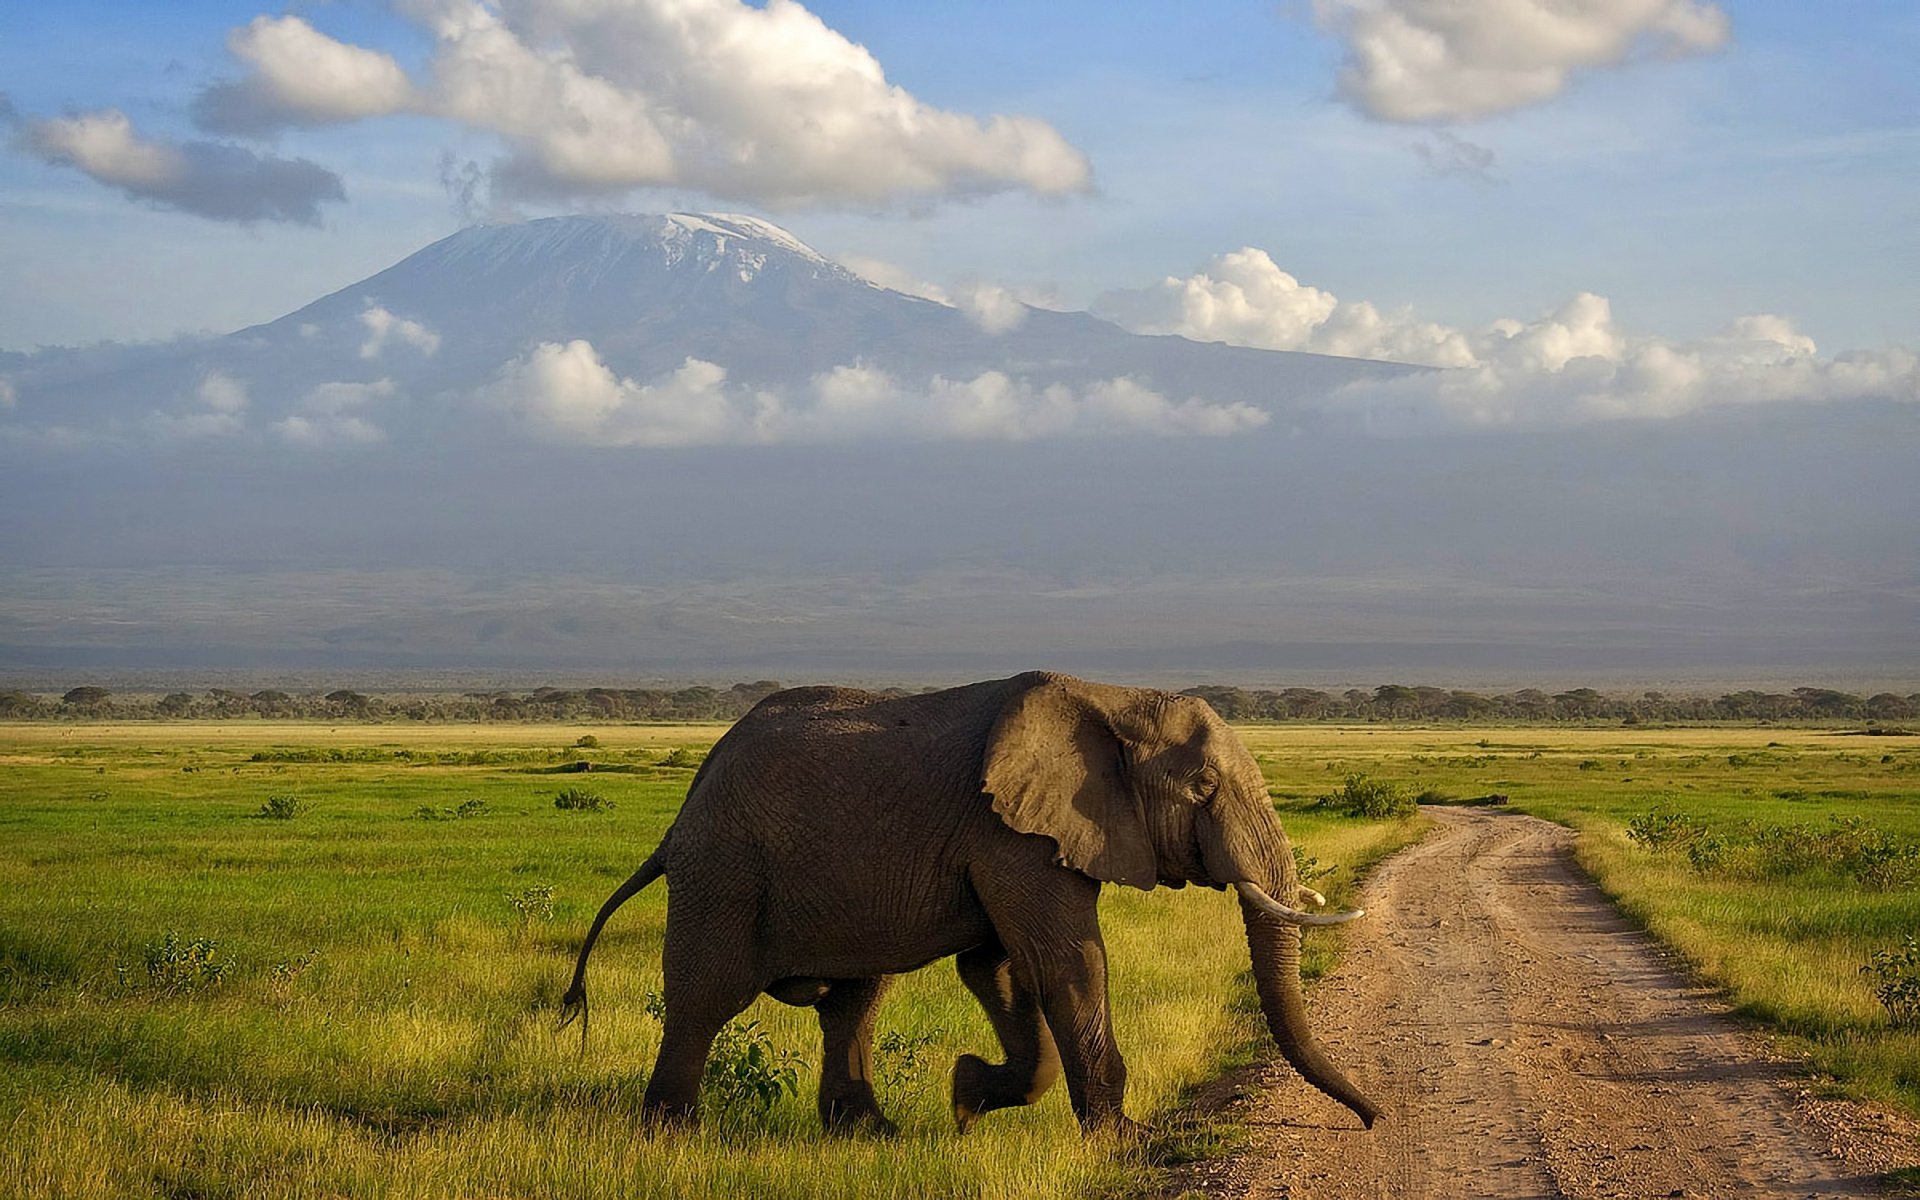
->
{"left": 982, "top": 672, "right": 1381, "bottom": 1127}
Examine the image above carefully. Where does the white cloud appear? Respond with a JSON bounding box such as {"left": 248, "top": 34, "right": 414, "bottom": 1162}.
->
{"left": 195, "top": 16, "right": 418, "bottom": 133}
{"left": 0, "top": 378, "right": 17, "bottom": 409}
{"left": 1328, "top": 298, "right": 1920, "bottom": 430}
{"left": 16, "top": 108, "right": 344, "bottom": 225}
{"left": 358, "top": 304, "right": 441, "bottom": 359}
{"left": 1100, "top": 250, "right": 1920, "bottom": 429}
{"left": 196, "top": 0, "right": 1091, "bottom": 209}
{"left": 198, "top": 370, "right": 249, "bottom": 413}
{"left": 951, "top": 282, "right": 1030, "bottom": 335}
{"left": 1096, "top": 247, "right": 1477, "bottom": 367}
{"left": 844, "top": 258, "right": 1039, "bottom": 334}
{"left": 1311, "top": 0, "right": 1731, "bottom": 122}
{"left": 268, "top": 378, "right": 398, "bottom": 446}
{"left": 144, "top": 369, "right": 252, "bottom": 441}
{"left": 482, "top": 340, "right": 1266, "bottom": 446}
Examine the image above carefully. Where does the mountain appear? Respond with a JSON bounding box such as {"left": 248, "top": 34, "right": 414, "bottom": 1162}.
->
{"left": 0, "top": 213, "right": 1410, "bottom": 439}
{"left": 1, "top": 215, "right": 1915, "bottom": 685}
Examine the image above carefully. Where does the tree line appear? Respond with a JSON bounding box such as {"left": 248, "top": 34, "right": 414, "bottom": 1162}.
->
{"left": 2, "top": 682, "right": 1915, "bottom": 724}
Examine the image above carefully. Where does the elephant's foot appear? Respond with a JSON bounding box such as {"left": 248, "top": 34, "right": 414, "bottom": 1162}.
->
{"left": 821, "top": 1098, "right": 899, "bottom": 1139}
{"left": 948, "top": 1052, "right": 990, "bottom": 1128}
{"left": 1088, "top": 1112, "right": 1149, "bottom": 1143}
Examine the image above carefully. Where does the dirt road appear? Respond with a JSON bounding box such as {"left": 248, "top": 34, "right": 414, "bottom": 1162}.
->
{"left": 1167, "top": 807, "right": 1918, "bottom": 1199}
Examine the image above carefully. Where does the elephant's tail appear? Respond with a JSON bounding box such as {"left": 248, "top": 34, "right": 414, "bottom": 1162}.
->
{"left": 556, "top": 849, "right": 665, "bottom": 1054}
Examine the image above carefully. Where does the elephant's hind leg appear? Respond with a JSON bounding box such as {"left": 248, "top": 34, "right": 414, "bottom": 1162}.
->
{"left": 950, "top": 941, "right": 1062, "bottom": 1132}
{"left": 816, "top": 976, "right": 896, "bottom": 1135}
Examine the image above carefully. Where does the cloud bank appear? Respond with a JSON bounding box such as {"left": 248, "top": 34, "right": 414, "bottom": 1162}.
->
{"left": 1312, "top": 0, "right": 1730, "bottom": 122}
{"left": 14, "top": 109, "right": 345, "bottom": 225}
{"left": 1098, "top": 250, "right": 1919, "bottom": 428}
{"left": 193, "top": 3, "right": 1090, "bottom": 208}
{"left": 482, "top": 341, "right": 1267, "bottom": 446}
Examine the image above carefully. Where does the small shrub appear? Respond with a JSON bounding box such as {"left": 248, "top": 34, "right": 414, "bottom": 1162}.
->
{"left": 417, "top": 797, "right": 491, "bottom": 821}
{"left": 703, "top": 1020, "right": 802, "bottom": 1117}
{"left": 1862, "top": 936, "right": 1920, "bottom": 1029}
{"left": 660, "top": 748, "right": 696, "bottom": 769}
{"left": 1683, "top": 830, "right": 1729, "bottom": 874}
{"left": 1291, "top": 845, "right": 1332, "bottom": 884}
{"left": 141, "top": 932, "right": 231, "bottom": 994}
{"left": 1413, "top": 787, "right": 1454, "bottom": 805}
{"left": 640, "top": 989, "right": 801, "bottom": 1119}
{"left": 506, "top": 883, "right": 555, "bottom": 925}
{"left": 267, "top": 951, "right": 318, "bottom": 997}
{"left": 553, "top": 787, "right": 612, "bottom": 812}
{"left": 1625, "top": 805, "right": 1701, "bottom": 850}
{"left": 875, "top": 1027, "right": 945, "bottom": 1106}
{"left": 1318, "top": 774, "right": 1415, "bottom": 819}
{"left": 575, "top": 735, "right": 600, "bottom": 749}
{"left": 256, "top": 794, "right": 306, "bottom": 820}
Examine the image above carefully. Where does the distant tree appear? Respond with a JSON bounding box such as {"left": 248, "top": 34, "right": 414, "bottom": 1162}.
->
{"left": 731, "top": 680, "right": 784, "bottom": 703}
{"left": 1792, "top": 688, "right": 1864, "bottom": 719}
{"left": 1372, "top": 685, "right": 1418, "bottom": 720}
{"left": 0, "top": 690, "right": 43, "bottom": 716}
{"left": 1866, "top": 693, "right": 1916, "bottom": 721}
{"left": 61, "top": 686, "right": 111, "bottom": 708}
{"left": 250, "top": 690, "right": 294, "bottom": 715}
{"left": 157, "top": 692, "right": 196, "bottom": 716}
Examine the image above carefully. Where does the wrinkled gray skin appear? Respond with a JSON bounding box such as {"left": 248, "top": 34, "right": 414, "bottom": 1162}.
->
{"left": 560, "top": 671, "right": 1380, "bottom": 1135}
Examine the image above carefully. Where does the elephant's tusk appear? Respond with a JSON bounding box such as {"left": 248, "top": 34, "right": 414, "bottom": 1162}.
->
{"left": 1298, "top": 887, "right": 1327, "bottom": 907}
{"left": 1235, "top": 880, "right": 1364, "bottom": 926}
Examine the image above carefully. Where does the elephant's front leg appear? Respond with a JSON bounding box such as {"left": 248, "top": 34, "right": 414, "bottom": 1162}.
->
{"left": 815, "top": 976, "right": 896, "bottom": 1135}
{"left": 951, "top": 941, "right": 1061, "bottom": 1132}
{"left": 973, "top": 868, "right": 1133, "bottom": 1134}
{"left": 1029, "top": 931, "right": 1134, "bottom": 1132}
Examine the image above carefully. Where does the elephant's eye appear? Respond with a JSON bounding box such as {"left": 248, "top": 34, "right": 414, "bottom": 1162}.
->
{"left": 1191, "top": 766, "right": 1220, "bottom": 802}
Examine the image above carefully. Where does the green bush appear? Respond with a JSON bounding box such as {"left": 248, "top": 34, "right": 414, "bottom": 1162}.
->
{"left": 874, "top": 1028, "right": 945, "bottom": 1107}
{"left": 1862, "top": 936, "right": 1920, "bottom": 1029}
{"left": 505, "top": 883, "right": 555, "bottom": 925}
{"left": 1625, "top": 805, "right": 1702, "bottom": 849}
{"left": 1318, "top": 774, "right": 1415, "bottom": 819}
{"left": 416, "top": 797, "right": 490, "bottom": 821}
{"left": 1629, "top": 808, "right": 1920, "bottom": 890}
{"left": 139, "top": 932, "right": 230, "bottom": 994}
{"left": 552, "top": 787, "right": 612, "bottom": 812}
{"left": 641, "top": 989, "right": 802, "bottom": 1120}
{"left": 659, "top": 748, "right": 696, "bottom": 769}
{"left": 1291, "top": 845, "right": 1332, "bottom": 884}
{"left": 255, "top": 794, "right": 306, "bottom": 820}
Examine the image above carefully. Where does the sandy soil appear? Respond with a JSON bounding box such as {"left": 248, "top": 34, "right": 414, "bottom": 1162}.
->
{"left": 1162, "top": 807, "right": 1920, "bottom": 1199}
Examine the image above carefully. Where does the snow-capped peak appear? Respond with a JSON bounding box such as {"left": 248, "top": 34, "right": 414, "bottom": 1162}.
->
{"left": 661, "top": 212, "right": 832, "bottom": 267}
{"left": 419, "top": 211, "right": 850, "bottom": 289}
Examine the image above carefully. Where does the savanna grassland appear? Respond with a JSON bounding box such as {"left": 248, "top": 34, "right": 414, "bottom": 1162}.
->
{"left": 0, "top": 721, "right": 1416, "bottom": 1200}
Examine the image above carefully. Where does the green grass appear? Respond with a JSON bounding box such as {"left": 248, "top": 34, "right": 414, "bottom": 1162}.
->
{"left": 0, "top": 723, "right": 1418, "bottom": 1199}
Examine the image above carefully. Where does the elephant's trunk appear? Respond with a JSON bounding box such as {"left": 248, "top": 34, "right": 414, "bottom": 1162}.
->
{"left": 1241, "top": 896, "right": 1382, "bottom": 1128}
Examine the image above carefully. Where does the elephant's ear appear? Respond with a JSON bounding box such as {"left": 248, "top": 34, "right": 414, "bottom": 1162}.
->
{"left": 982, "top": 676, "right": 1157, "bottom": 890}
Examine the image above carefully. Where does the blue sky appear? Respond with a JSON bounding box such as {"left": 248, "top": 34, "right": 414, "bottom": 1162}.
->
{"left": 1, "top": 0, "right": 1915, "bottom": 354}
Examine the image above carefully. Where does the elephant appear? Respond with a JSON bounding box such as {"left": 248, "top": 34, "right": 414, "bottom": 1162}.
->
{"left": 558, "top": 670, "right": 1379, "bottom": 1135}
